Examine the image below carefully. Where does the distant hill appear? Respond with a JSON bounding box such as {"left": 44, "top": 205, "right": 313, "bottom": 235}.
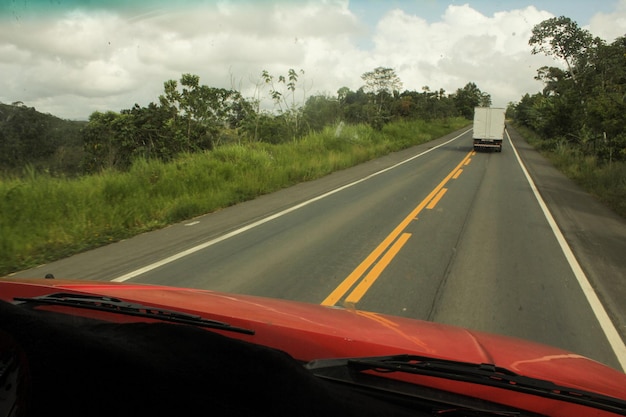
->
{"left": 0, "top": 102, "right": 87, "bottom": 175}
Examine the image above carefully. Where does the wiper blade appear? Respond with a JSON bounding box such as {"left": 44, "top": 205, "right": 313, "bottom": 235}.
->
{"left": 306, "top": 356, "right": 543, "bottom": 417}
{"left": 318, "top": 354, "right": 626, "bottom": 415}
{"left": 14, "top": 292, "right": 254, "bottom": 335}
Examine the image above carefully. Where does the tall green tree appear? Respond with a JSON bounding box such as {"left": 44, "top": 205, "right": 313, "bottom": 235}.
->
{"left": 529, "top": 16, "right": 594, "bottom": 85}
{"left": 122, "top": 103, "right": 179, "bottom": 160}
{"left": 337, "top": 87, "right": 370, "bottom": 125}
{"left": 361, "top": 67, "right": 403, "bottom": 128}
{"left": 514, "top": 16, "right": 626, "bottom": 162}
{"left": 361, "top": 67, "right": 403, "bottom": 97}
{"left": 302, "top": 94, "right": 340, "bottom": 133}
{"left": 452, "top": 82, "right": 490, "bottom": 119}
{"left": 82, "top": 111, "right": 125, "bottom": 171}
{"left": 582, "top": 36, "right": 626, "bottom": 160}
{"left": 159, "top": 74, "right": 248, "bottom": 151}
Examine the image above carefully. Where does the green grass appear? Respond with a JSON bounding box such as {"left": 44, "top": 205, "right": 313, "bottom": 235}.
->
{"left": 0, "top": 117, "right": 469, "bottom": 276}
{"left": 515, "top": 125, "right": 626, "bottom": 219}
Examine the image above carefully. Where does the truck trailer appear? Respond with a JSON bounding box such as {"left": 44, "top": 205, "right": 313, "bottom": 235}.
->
{"left": 472, "top": 107, "right": 506, "bottom": 152}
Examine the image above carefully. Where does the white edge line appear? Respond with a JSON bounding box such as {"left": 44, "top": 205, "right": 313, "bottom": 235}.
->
{"left": 507, "top": 130, "right": 626, "bottom": 372}
{"left": 111, "top": 128, "right": 471, "bottom": 283}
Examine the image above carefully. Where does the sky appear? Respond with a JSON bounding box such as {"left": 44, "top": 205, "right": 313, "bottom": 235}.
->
{"left": 1, "top": 0, "right": 625, "bottom": 120}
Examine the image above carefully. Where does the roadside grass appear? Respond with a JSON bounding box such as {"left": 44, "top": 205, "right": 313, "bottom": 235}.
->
{"left": 0, "top": 117, "right": 468, "bottom": 276}
{"left": 515, "top": 125, "right": 626, "bottom": 219}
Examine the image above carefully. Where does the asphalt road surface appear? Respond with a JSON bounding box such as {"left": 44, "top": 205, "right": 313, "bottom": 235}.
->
{"left": 10, "top": 126, "right": 626, "bottom": 372}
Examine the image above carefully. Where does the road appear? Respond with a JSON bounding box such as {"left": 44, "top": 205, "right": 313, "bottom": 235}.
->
{"left": 10, "top": 126, "right": 626, "bottom": 371}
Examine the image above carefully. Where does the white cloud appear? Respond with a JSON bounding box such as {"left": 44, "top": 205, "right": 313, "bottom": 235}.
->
{"left": 367, "top": 5, "right": 555, "bottom": 106}
{"left": 0, "top": 1, "right": 620, "bottom": 120}
{"left": 588, "top": 0, "right": 626, "bottom": 42}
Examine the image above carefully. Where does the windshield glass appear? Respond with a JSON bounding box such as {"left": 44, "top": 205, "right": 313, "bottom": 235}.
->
{"left": 1, "top": 0, "right": 625, "bottom": 405}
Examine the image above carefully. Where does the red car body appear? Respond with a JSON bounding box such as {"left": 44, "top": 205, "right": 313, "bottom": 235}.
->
{"left": 1, "top": 278, "right": 625, "bottom": 416}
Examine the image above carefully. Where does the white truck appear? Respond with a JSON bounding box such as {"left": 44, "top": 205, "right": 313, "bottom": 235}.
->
{"left": 472, "top": 107, "right": 506, "bottom": 152}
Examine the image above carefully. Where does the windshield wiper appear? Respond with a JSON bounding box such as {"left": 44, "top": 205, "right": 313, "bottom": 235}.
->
{"left": 306, "top": 354, "right": 626, "bottom": 416}
{"left": 13, "top": 292, "right": 254, "bottom": 335}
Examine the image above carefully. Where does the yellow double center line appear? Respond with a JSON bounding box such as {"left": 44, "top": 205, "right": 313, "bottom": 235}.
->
{"left": 321, "top": 150, "right": 475, "bottom": 308}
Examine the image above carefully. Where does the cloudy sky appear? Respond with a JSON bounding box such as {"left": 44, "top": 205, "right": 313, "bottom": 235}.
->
{"left": 1, "top": 0, "right": 625, "bottom": 120}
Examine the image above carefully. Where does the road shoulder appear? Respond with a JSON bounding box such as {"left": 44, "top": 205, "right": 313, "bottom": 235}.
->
{"left": 508, "top": 127, "right": 626, "bottom": 345}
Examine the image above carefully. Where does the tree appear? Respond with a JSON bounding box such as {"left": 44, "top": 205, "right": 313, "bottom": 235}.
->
{"left": 452, "top": 82, "right": 490, "bottom": 119}
{"left": 82, "top": 111, "right": 125, "bottom": 171}
{"left": 582, "top": 36, "right": 626, "bottom": 161}
{"left": 262, "top": 68, "right": 306, "bottom": 111}
{"left": 392, "top": 87, "right": 455, "bottom": 120}
{"left": 159, "top": 74, "right": 251, "bottom": 150}
{"left": 361, "top": 67, "right": 403, "bottom": 96}
{"left": 515, "top": 18, "right": 626, "bottom": 162}
{"left": 260, "top": 69, "right": 308, "bottom": 141}
{"left": 302, "top": 94, "right": 340, "bottom": 132}
{"left": 360, "top": 67, "right": 403, "bottom": 128}
{"left": 337, "top": 86, "right": 351, "bottom": 104}
{"left": 529, "top": 16, "right": 594, "bottom": 85}
{"left": 338, "top": 87, "right": 370, "bottom": 125}
{"left": 123, "top": 103, "right": 179, "bottom": 160}
{"left": 82, "top": 74, "right": 255, "bottom": 172}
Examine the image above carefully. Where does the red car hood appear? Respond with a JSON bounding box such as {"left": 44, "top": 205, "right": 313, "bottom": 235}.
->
{"left": 2, "top": 278, "right": 625, "bottom": 404}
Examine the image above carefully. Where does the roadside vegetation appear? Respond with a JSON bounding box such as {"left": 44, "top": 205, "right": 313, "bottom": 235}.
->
{"left": 513, "top": 125, "right": 626, "bottom": 218}
{"left": 508, "top": 17, "right": 626, "bottom": 218}
{"left": 0, "top": 118, "right": 468, "bottom": 276}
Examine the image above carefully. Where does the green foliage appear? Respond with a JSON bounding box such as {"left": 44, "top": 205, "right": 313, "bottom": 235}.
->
{"left": 0, "top": 117, "right": 468, "bottom": 276}
{"left": 360, "top": 67, "right": 403, "bottom": 129}
{"left": 159, "top": 74, "right": 251, "bottom": 150}
{"left": 529, "top": 16, "right": 594, "bottom": 82}
{"left": 515, "top": 124, "right": 626, "bottom": 218}
{"left": 6, "top": 68, "right": 489, "bottom": 176}
{"left": 82, "top": 74, "right": 253, "bottom": 173}
{"left": 361, "top": 67, "right": 403, "bottom": 97}
{"left": 396, "top": 87, "right": 456, "bottom": 120}
{"left": 513, "top": 17, "right": 626, "bottom": 164}
{"left": 302, "top": 94, "right": 340, "bottom": 132}
{"left": 451, "top": 82, "right": 492, "bottom": 119}
{"left": 338, "top": 87, "right": 370, "bottom": 125}
{"left": 0, "top": 103, "right": 85, "bottom": 175}
{"left": 259, "top": 68, "right": 307, "bottom": 141}
{"left": 242, "top": 113, "right": 295, "bottom": 144}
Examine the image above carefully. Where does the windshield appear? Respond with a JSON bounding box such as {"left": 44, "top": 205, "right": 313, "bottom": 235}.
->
{"left": 1, "top": 1, "right": 626, "bottom": 415}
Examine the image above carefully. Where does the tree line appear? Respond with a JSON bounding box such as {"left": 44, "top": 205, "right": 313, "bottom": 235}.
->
{"left": 81, "top": 69, "right": 490, "bottom": 172}
{"left": 1, "top": 69, "right": 491, "bottom": 175}
{"left": 509, "top": 16, "right": 626, "bottom": 163}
